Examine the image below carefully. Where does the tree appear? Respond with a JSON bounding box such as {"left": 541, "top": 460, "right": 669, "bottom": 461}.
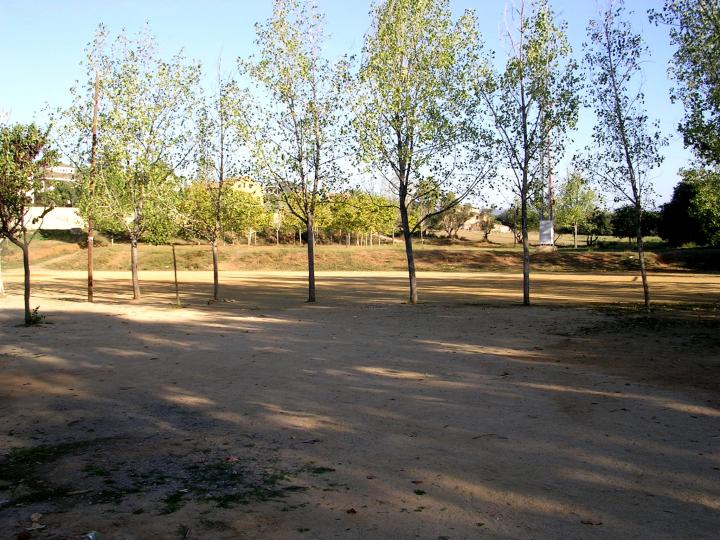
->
{"left": 478, "top": 0, "right": 578, "bottom": 305}
{"left": 611, "top": 205, "right": 658, "bottom": 241}
{"left": 650, "top": 1, "right": 720, "bottom": 165}
{"left": 437, "top": 195, "right": 474, "bottom": 239}
{"left": 584, "top": 1, "right": 667, "bottom": 310}
{"left": 498, "top": 202, "right": 539, "bottom": 245}
{"left": 0, "top": 123, "right": 58, "bottom": 324}
{"left": 89, "top": 29, "right": 200, "bottom": 299}
{"left": 356, "top": 0, "right": 495, "bottom": 303}
{"left": 192, "top": 72, "right": 250, "bottom": 300}
{"left": 686, "top": 168, "right": 720, "bottom": 246}
{"left": 660, "top": 168, "right": 720, "bottom": 246}
{"left": 56, "top": 24, "right": 107, "bottom": 302}
{"left": 580, "top": 207, "right": 612, "bottom": 247}
{"left": 478, "top": 208, "right": 497, "bottom": 242}
{"left": 555, "top": 170, "right": 599, "bottom": 248}
{"left": 413, "top": 178, "right": 441, "bottom": 244}
{"left": 242, "top": 0, "right": 349, "bottom": 302}
{"left": 658, "top": 177, "right": 703, "bottom": 246}
{"left": 223, "top": 188, "right": 270, "bottom": 244}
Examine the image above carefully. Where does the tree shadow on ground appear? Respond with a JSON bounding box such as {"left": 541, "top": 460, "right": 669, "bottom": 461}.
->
{"left": 0, "top": 298, "right": 718, "bottom": 539}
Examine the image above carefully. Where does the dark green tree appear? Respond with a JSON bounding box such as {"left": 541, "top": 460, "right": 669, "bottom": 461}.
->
{"left": 659, "top": 168, "right": 720, "bottom": 246}
{"left": 658, "top": 179, "right": 703, "bottom": 246}
{"left": 579, "top": 208, "right": 612, "bottom": 247}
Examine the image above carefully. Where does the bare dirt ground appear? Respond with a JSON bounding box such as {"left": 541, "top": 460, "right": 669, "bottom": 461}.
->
{"left": 0, "top": 270, "right": 719, "bottom": 539}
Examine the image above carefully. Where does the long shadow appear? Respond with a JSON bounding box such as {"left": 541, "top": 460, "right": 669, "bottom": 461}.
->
{"left": 0, "top": 300, "right": 718, "bottom": 539}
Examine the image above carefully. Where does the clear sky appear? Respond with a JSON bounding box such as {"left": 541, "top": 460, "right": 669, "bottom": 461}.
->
{"left": 0, "top": 0, "right": 689, "bottom": 207}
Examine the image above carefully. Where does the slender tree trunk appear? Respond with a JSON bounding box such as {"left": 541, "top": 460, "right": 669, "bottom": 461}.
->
{"left": 130, "top": 237, "right": 140, "bottom": 300}
{"left": 87, "top": 219, "right": 95, "bottom": 301}
{"left": 0, "top": 238, "right": 5, "bottom": 296}
{"left": 399, "top": 203, "right": 418, "bottom": 304}
{"left": 346, "top": 232, "right": 350, "bottom": 247}
{"left": 521, "top": 181, "right": 530, "bottom": 306}
{"left": 573, "top": 222, "right": 578, "bottom": 248}
{"left": 87, "top": 69, "right": 100, "bottom": 303}
{"left": 276, "top": 228, "right": 279, "bottom": 245}
{"left": 306, "top": 215, "right": 316, "bottom": 302}
{"left": 21, "top": 233, "right": 31, "bottom": 325}
{"left": 211, "top": 239, "right": 219, "bottom": 301}
{"left": 298, "top": 229, "right": 302, "bottom": 246}
{"left": 636, "top": 205, "right": 650, "bottom": 310}
{"left": 172, "top": 244, "right": 180, "bottom": 307}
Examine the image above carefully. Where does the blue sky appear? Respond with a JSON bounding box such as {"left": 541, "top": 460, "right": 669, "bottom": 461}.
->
{"left": 0, "top": 0, "right": 689, "bottom": 206}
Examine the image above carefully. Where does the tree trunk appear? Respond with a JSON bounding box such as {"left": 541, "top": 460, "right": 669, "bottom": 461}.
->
{"left": 399, "top": 203, "right": 418, "bottom": 304}
{"left": 21, "top": 235, "right": 31, "bottom": 325}
{"left": 87, "top": 68, "right": 100, "bottom": 303}
{"left": 130, "top": 237, "right": 141, "bottom": 300}
{"left": 211, "top": 240, "right": 219, "bottom": 301}
{"left": 0, "top": 238, "right": 5, "bottom": 296}
{"left": 298, "top": 229, "right": 302, "bottom": 246}
{"left": 346, "top": 233, "right": 350, "bottom": 247}
{"left": 573, "top": 222, "right": 578, "bottom": 249}
{"left": 276, "top": 228, "right": 279, "bottom": 246}
{"left": 636, "top": 207, "right": 650, "bottom": 310}
{"left": 87, "top": 220, "right": 94, "bottom": 302}
{"left": 521, "top": 186, "right": 530, "bottom": 306}
{"left": 172, "top": 244, "right": 180, "bottom": 307}
{"left": 306, "top": 215, "right": 316, "bottom": 303}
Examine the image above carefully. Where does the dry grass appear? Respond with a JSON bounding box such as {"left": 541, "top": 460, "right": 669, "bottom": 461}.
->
{"left": 2, "top": 232, "right": 718, "bottom": 274}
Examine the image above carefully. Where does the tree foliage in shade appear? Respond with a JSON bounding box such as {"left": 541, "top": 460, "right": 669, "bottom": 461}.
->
{"left": 241, "top": 0, "right": 350, "bottom": 302}
{"left": 356, "top": 0, "right": 495, "bottom": 304}
{"left": 478, "top": 0, "right": 579, "bottom": 305}
{"left": 583, "top": 0, "right": 667, "bottom": 310}
{"left": 659, "top": 168, "right": 720, "bottom": 246}
{"left": 650, "top": 0, "right": 720, "bottom": 166}
{"left": 611, "top": 205, "right": 659, "bottom": 241}
{"left": 0, "top": 123, "right": 58, "bottom": 324}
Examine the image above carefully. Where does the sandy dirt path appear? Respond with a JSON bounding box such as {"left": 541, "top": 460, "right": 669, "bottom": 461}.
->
{"left": 0, "top": 271, "right": 718, "bottom": 539}
{"left": 1, "top": 269, "right": 718, "bottom": 308}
